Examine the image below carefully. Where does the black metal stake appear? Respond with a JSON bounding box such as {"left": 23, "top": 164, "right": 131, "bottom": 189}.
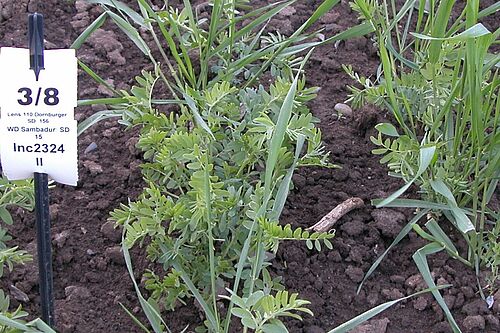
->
{"left": 34, "top": 173, "right": 54, "bottom": 326}
{"left": 29, "top": 13, "right": 54, "bottom": 327}
{"left": 29, "top": 13, "right": 44, "bottom": 81}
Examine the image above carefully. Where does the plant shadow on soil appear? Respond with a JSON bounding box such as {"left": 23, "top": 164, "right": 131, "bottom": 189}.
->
{"left": 0, "top": 0, "right": 498, "bottom": 332}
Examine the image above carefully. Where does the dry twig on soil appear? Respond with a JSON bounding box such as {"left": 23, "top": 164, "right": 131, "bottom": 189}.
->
{"left": 308, "top": 197, "right": 364, "bottom": 232}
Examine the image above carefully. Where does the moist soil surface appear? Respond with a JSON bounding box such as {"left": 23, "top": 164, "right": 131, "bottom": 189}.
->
{"left": 0, "top": 1, "right": 499, "bottom": 333}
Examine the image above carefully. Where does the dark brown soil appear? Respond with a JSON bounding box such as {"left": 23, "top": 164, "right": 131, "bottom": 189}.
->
{"left": 0, "top": 1, "right": 498, "bottom": 333}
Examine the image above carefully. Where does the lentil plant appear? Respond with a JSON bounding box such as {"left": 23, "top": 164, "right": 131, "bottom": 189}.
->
{"left": 76, "top": 0, "right": 370, "bottom": 331}
{"left": 75, "top": 0, "right": 447, "bottom": 331}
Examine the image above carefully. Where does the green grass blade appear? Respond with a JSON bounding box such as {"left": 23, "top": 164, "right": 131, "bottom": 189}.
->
{"left": 122, "top": 238, "right": 171, "bottom": 333}
{"left": 428, "top": 0, "right": 456, "bottom": 64}
{"left": 172, "top": 261, "right": 219, "bottom": 331}
{"left": 87, "top": 0, "right": 145, "bottom": 26}
{"left": 271, "top": 134, "right": 305, "bottom": 220}
{"left": 106, "top": 10, "right": 150, "bottom": 56}
{"left": 378, "top": 35, "right": 406, "bottom": 131}
{"left": 478, "top": 2, "right": 500, "bottom": 18}
{"left": 412, "top": 23, "right": 491, "bottom": 41}
{"left": 385, "top": 37, "right": 419, "bottom": 70}
{"left": 486, "top": 179, "right": 499, "bottom": 203}
{"left": 262, "top": 52, "right": 306, "bottom": 202}
{"left": 136, "top": 0, "right": 194, "bottom": 86}
{"left": 299, "top": 0, "right": 340, "bottom": 32}
{"left": 429, "top": 180, "right": 474, "bottom": 232}
{"left": 210, "top": 1, "right": 295, "bottom": 57}
{"left": 181, "top": 0, "right": 198, "bottom": 33}
{"left": 357, "top": 208, "right": 429, "bottom": 293}
{"left": 202, "top": 149, "right": 221, "bottom": 328}
{"left": 151, "top": 99, "right": 183, "bottom": 105}
{"left": 428, "top": 180, "right": 459, "bottom": 206}
{"left": 77, "top": 110, "right": 124, "bottom": 137}
{"left": 219, "top": 0, "right": 288, "bottom": 28}
{"left": 376, "top": 145, "right": 436, "bottom": 207}
{"left": 450, "top": 2, "right": 500, "bottom": 35}
{"left": 183, "top": 93, "right": 215, "bottom": 139}
{"left": 78, "top": 60, "right": 119, "bottom": 95}
{"left": 77, "top": 98, "right": 128, "bottom": 106}
{"left": 329, "top": 286, "right": 449, "bottom": 333}
{"left": 413, "top": 243, "right": 462, "bottom": 332}
{"left": 412, "top": 224, "right": 438, "bottom": 243}
{"left": 371, "top": 198, "right": 474, "bottom": 215}
{"left": 71, "top": 12, "right": 107, "bottom": 49}
{"left": 205, "top": 0, "right": 223, "bottom": 56}
{"left": 31, "top": 318, "right": 58, "bottom": 332}
{"left": 120, "top": 303, "right": 152, "bottom": 333}
{"left": 0, "top": 314, "right": 57, "bottom": 332}
{"left": 224, "top": 219, "right": 257, "bottom": 331}
{"left": 282, "top": 22, "right": 374, "bottom": 57}
{"left": 387, "top": 0, "right": 418, "bottom": 32}
{"left": 199, "top": 0, "right": 223, "bottom": 88}
{"left": 425, "top": 219, "right": 459, "bottom": 254}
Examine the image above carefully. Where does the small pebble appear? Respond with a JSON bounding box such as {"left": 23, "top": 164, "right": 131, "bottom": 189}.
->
{"left": 9, "top": 285, "right": 29, "bottom": 303}
{"left": 485, "top": 295, "right": 494, "bottom": 309}
{"left": 334, "top": 103, "right": 353, "bottom": 116}
{"left": 84, "top": 142, "right": 97, "bottom": 154}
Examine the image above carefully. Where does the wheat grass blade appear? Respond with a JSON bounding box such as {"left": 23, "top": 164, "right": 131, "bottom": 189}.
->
{"left": 413, "top": 243, "right": 461, "bottom": 332}
{"left": 87, "top": 0, "right": 145, "bottom": 26}
{"left": 329, "top": 286, "right": 449, "bottom": 333}
{"left": 122, "top": 239, "right": 172, "bottom": 333}
{"left": 71, "top": 12, "right": 107, "bottom": 49}
{"left": 357, "top": 208, "right": 429, "bottom": 293}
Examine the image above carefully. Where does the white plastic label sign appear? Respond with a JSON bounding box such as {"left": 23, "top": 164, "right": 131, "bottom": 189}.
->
{"left": 0, "top": 47, "right": 78, "bottom": 185}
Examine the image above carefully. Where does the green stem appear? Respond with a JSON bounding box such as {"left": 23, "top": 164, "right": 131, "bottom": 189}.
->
{"left": 149, "top": 25, "right": 184, "bottom": 90}
{"left": 248, "top": 231, "right": 264, "bottom": 295}
{"left": 229, "top": 0, "right": 236, "bottom": 56}
{"left": 204, "top": 146, "right": 221, "bottom": 332}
